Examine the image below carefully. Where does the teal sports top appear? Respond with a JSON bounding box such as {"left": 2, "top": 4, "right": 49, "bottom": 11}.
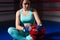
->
{"left": 20, "top": 8, "right": 35, "bottom": 24}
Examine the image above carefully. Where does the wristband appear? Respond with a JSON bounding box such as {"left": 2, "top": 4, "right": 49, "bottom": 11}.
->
{"left": 36, "top": 24, "right": 42, "bottom": 31}
{"left": 23, "top": 26, "right": 29, "bottom": 32}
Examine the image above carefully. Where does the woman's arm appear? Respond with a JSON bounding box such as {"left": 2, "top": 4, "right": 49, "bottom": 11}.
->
{"left": 15, "top": 10, "right": 24, "bottom": 30}
{"left": 33, "top": 9, "right": 42, "bottom": 26}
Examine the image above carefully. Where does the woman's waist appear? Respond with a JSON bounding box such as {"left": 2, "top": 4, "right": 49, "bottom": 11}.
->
{"left": 24, "top": 23, "right": 32, "bottom": 27}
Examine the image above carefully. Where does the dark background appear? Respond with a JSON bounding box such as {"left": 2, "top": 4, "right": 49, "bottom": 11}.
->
{"left": 0, "top": 0, "right": 60, "bottom": 40}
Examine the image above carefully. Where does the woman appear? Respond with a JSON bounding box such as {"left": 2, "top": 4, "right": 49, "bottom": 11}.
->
{"left": 8, "top": 0, "right": 43, "bottom": 40}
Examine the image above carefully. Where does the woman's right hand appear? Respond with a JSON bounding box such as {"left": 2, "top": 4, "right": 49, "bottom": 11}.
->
{"left": 16, "top": 26, "right": 24, "bottom": 30}
{"left": 23, "top": 26, "right": 32, "bottom": 32}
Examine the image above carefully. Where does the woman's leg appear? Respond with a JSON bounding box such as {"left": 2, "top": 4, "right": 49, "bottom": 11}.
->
{"left": 8, "top": 27, "right": 27, "bottom": 40}
{"left": 26, "top": 35, "right": 33, "bottom": 40}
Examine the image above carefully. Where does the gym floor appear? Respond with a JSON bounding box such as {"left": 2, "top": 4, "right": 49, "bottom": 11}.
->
{"left": 0, "top": 20, "right": 60, "bottom": 40}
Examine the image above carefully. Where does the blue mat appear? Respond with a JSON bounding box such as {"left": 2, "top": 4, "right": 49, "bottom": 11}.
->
{"left": 0, "top": 20, "right": 60, "bottom": 40}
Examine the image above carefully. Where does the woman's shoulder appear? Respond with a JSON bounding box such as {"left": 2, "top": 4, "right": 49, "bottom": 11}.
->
{"left": 16, "top": 8, "right": 22, "bottom": 13}
{"left": 20, "top": 8, "right": 23, "bottom": 11}
{"left": 30, "top": 8, "right": 37, "bottom": 12}
{"left": 31, "top": 8, "right": 38, "bottom": 15}
{"left": 30, "top": 8, "right": 38, "bottom": 14}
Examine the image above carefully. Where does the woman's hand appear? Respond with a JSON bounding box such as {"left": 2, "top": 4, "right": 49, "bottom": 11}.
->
{"left": 16, "top": 26, "right": 24, "bottom": 30}
{"left": 23, "top": 26, "right": 32, "bottom": 32}
{"left": 36, "top": 25, "right": 42, "bottom": 31}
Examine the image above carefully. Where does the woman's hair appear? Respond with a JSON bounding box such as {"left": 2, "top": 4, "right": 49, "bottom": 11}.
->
{"left": 20, "top": 0, "right": 30, "bottom": 8}
{"left": 20, "top": 0, "right": 24, "bottom": 8}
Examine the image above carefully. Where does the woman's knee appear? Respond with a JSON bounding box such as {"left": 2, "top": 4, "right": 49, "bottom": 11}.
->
{"left": 8, "top": 27, "right": 16, "bottom": 34}
{"left": 26, "top": 35, "right": 33, "bottom": 40}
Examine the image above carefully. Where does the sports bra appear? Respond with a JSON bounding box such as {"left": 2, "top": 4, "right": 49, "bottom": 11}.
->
{"left": 20, "top": 8, "right": 35, "bottom": 24}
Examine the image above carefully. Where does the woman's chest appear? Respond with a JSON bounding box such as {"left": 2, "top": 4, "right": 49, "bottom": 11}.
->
{"left": 20, "top": 13, "right": 33, "bottom": 21}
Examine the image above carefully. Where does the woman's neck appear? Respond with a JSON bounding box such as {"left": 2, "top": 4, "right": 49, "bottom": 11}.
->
{"left": 22, "top": 8, "right": 29, "bottom": 11}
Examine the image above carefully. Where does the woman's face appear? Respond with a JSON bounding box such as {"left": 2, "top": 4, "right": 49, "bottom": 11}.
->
{"left": 22, "top": 0, "right": 30, "bottom": 10}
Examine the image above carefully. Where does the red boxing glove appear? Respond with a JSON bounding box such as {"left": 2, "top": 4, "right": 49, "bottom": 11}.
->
{"left": 30, "top": 24, "right": 38, "bottom": 40}
{"left": 30, "top": 24, "right": 46, "bottom": 40}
